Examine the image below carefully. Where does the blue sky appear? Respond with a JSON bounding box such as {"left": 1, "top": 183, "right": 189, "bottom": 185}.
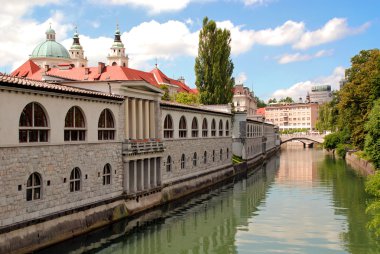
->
{"left": 1, "top": 0, "right": 379, "bottom": 100}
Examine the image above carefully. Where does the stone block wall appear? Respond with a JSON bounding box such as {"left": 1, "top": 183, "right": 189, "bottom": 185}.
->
{"left": 0, "top": 143, "right": 123, "bottom": 228}
{"left": 161, "top": 137, "right": 232, "bottom": 183}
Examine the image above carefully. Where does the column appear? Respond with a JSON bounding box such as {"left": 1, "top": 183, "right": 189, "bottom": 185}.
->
{"left": 156, "top": 157, "right": 161, "bottom": 186}
{"left": 138, "top": 99, "right": 143, "bottom": 139}
{"left": 131, "top": 98, "right": 136, "bottom": 139}
{"left": 151, "top": 158, "right": 156, "bottom": 188}
{"left": 124, "top": 98, "right": 129, "bottom": 140}
{"left": 144, "top": 100, "right": 150, "bottom": 139}
{"left": 137, "top": 160, "right": 142, "bottom": 191}
{"left": 146, "top": 158, "right": 151, "bottom": 189}
{"left": 124, "top": 161, "right": 129, "bottom": 192}
{"left": 149, "top": 101, "right": 155, "bottom": 139}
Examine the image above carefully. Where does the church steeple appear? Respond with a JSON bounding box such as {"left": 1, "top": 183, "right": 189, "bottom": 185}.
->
{"left": 69, "top": 27, "right": 88, "bottom": 67}
{"left": 46, "top": 23, "right": 56, "bottom": 41}
{"left": 107, "top": 24, "right": 129, "bottom": 67}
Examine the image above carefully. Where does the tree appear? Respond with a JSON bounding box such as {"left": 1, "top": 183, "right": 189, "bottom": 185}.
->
{"left": 338, "top": 49, "right": 380, "bottom": 149}
{"left": 160, "top": 85, "right": 170, "bottom": 101}
{"left": 268, "top": 98, "right": 277, "bottom": 104}
{"left": 173, "top": 92, "right": 199, "bottom": 105}
{"left": 364, "top": 99, "right": 380, "bottom": 169}
{"left": 316, "top": 91, "right": 339, "bottom": 132}
{"left": 279, "top": 96, "right": 294, "bottom": 103}
{"left": 195, "top": 17, "right": 234, "bottom": 105}
{"left": 255, "top": 96, "right": 267, "bottom": 108}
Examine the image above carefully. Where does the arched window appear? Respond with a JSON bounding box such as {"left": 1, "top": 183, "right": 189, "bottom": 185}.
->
{"left": 164, "top": 115, "right": 173, "bottom": 138}
{"left": 204, "top": 151, "right": 207, "bottom": 164}
{"left": 225, "top": 120, "right": 230, "bottom": 136}
{"left": 70, "top": 167, "right": 81, "bottom": 192}
{"left": 212, "top": 150, "right": 215, "bottom": 162}
{"left": 220, "top": 149, "right": 223, "bottom": 161}
{"left": 19, "top": 102, "right": 49, "bottom": 143}
{"left": 227, "top": 148, "right": 229, "bottom": 159}
{"left": 191, "top": 117, "right": 198, "bottom": 137}
{"left": 166, "top": 156, "right": 172, "bottom": 172}
{"left": 202, "top": 118, "right": 208, "bottom": 137}
{"left": 180, "top": 154, "right": 186, "bottom": 169}
{"left": 26, "top": 172, "right": 41, "bottom": 201}
{"left": 103, "top": 164, "right": 111, "bottom": 185}
{"left": 211, "top": 119, "right": 216, "bottom": 137}
{"left": 193, "top": 152, "right": 197, "bottom": 166}
{"left": 219, "top": 120, "right": 223, "bottom": 136}
{"left": 179, "top": 116, "right": 187, "bottom": 138}
{"left": 64, "top": 106, "right": 86, "bottom": 141}
{"left": 98, "top": 109, "right": 115, "bottom": 140}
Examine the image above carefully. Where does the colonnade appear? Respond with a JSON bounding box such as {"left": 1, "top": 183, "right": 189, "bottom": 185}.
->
{"left": 124, "top": 97, "right": 157, "bottom": 140}
{"left": 125, "top": 157, "right": 161, "bottom": 193}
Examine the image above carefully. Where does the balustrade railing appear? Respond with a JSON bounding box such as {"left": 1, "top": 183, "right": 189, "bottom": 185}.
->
{"left": 123, "top": 139, "right": 165, "bottom": 155}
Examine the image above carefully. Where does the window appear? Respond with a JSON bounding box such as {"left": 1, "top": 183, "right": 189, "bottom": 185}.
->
{"left": 219, "top": 120, "right": 223, "bottom": 136}
{"left": 70, "top": 167, "right": 81, "bottom": 192}
{"left": 103, "top": 164, "right": 111, "bottom": 185}
{"left": 191, "top": 117, "right": 198, "bottom": 137}
{"left": 204, "top": 151, "right": 207, "bottom": 164}
{"left": 227, "top": 148, "right": 229, "bottom": 159}
{"left": 179, "top": 116, "right": 187, "bottom": 138}
{"left": 98, "top": 109, "right": 115, "bottom": 140}
{"left": 64, "top": 106, "right": 86, "bottom": 141}
{"left": 212, "top": 150, "right": 215, "bottom": 162}
{"left": 225, "top": 120, "right": 229, "bottom": 136}
{"left": 180, "top": 154, "right": 186, "bottom": 169}
{"left": 202, "top": 118, "right": 208, "bottom": 137}
{"left": 211, "top": 119, "right": 216, "bottom": 137}
{"left": 193, "top": 152, "right": 197, "bottom": 166}
{"left": 26, "top": 173, "right": 41, "bottom": 201}
{"left": 166, "top": 156, "right": 172, "bottom": 172}
{"left": 164, "top": 115, "right": 173, "bottom": 138}
{"left": 19, "top": 102, "right": 49, "bottom": 143}
{"left": 220, "top": 149, "right": 223, "bottom": 161}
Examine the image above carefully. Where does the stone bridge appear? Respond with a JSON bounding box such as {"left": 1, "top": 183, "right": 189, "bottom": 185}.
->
{"left": 280, "top": 134, "right": 325, "bottom": 145}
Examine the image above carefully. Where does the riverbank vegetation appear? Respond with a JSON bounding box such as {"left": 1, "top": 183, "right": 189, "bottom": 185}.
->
{"left": 317, "top": 49, "right": 380, "bottom": 167}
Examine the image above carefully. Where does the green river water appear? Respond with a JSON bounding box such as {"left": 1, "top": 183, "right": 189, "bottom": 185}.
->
{"left": 38, "top": 147, "right": 380, "bottom": 254}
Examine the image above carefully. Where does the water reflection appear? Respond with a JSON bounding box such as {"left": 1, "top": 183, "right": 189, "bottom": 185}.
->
{"left": 39, "top": 149, "right": 380, "bottom": 254}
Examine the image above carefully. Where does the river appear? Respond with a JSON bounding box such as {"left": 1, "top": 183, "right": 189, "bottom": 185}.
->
{"left": 38, "top": 147, "right": 380, "bottom": 254}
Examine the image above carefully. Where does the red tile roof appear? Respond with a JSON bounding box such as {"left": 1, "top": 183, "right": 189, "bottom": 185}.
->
{"left": 150, "top": 67, "right": 194, "bottom": 93}
{"left": 256, "top": 107, "right": 266, "bottom": 116}
{"left": 0, "top": 74, "right": 124, "bottom": 100}
{"left": 11, "top": 60, "right": 42, "bottom": 80}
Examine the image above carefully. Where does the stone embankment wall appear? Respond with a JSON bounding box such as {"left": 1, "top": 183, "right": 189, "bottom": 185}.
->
{"left": 345, "top": 152, "right": 376, "bottom": 176}
{"left": 0, "top": 146, "right": 279, "bottom": 254}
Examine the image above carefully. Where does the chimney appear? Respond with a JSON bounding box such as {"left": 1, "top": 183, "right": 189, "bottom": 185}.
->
{"left": 98, "top": 62, "right": 105, "bottom": 74}
{"left": 84, "top": 67, "right": 90, "bottom": 75}
{"left": 44, "top": 65, "right": 50, "bottom": 72}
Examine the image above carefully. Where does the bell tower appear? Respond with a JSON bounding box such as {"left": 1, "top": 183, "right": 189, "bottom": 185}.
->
{"left": 69, "top": 27, "right": 88, "bottom": 67}
{"left": 107, "top": 24, "right": 129, "bottom": 67}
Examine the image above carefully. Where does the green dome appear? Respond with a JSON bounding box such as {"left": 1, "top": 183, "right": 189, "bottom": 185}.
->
{"left": 31, "top": 40, "right": 71, "bottom": 59}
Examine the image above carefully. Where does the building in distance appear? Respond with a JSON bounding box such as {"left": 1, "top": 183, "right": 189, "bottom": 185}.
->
{"left": 232, "top": 84, "right": 257, "bottom": 117}
{"left": 309, "top": 85, "right": 332, "bottom": 104}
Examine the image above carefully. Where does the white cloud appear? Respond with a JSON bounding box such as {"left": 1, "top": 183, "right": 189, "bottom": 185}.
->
{"left": 92, "top": 0, "right": 191, "bottom": 14}
{"left": 243, "top": 0, "right": 271, "bottom": 6}
{"left": 277, "top": 49, "right": 333, "bottom": 64}
{"left": 185, "top": 18, "right": 194, "bottom": 26}
{"left": 236, "top": 72, "right": 248, "bottom": 84}
{"left": 270, "top": 66, "right": 345, "bottom": 100}
{"left": 294, "top": 18, "right": 370, "bottom": 50}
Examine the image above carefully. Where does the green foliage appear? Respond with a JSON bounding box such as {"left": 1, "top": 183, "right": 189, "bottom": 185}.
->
{"left": 316, "top": 91, "right": 339, "bottom": 132}
{"left": 364, "top": 99, "right": 380, "bottom": 169}
{"left": 336, "top": 143, "right": 353, "bottom": 158}
{"left": 195, "top": 17, "right": 234, "bottom": 105}
{"left": 160, "top": 85, "right": 170, "bottom": 101}
{"left": 279, "top": 128, "right": 309, "bottom": 134}
{"left": 278, "top": 96, "right": 294, "bottom": 103}
{"left": 173, "top": 92, "right": 199, "bottom": 105}
{"left": 268, "top": 98, "right": 277, "bottom": 104}
{"left": 365, "top": 172, "right": 380, "bottom": 237}
{"left": 255, "top": 96, "right": 267, "bottom": 108}
{"left": 323, "top": 132, "right": 341, "bottom": 151}
{"left": 338, "top": 49, "right": 380, "bottom": 150}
